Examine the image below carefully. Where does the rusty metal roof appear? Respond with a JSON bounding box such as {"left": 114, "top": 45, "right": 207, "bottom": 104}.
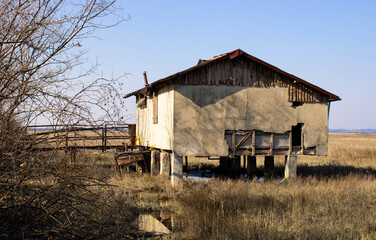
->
{"left": 124, "top": 49, "right": 340, "bottom": 101}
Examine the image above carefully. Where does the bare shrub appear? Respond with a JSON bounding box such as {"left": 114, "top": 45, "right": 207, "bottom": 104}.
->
{"left": 0, "top": 0, "right": 137, "bottom": 238}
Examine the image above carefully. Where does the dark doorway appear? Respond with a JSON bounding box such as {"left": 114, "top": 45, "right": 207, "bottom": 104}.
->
{"left": 292, "top": 123, "right": 303, "bottom": 147}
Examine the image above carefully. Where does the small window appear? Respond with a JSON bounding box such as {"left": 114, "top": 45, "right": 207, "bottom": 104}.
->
{"left": 292, "top": 101, "right": 303, "bottom": 107}
{"left": 136, "top": 95, "right": 147, "bottom": 109}
{"left": 153, "top": 91, "right": 158, "bottom": 124}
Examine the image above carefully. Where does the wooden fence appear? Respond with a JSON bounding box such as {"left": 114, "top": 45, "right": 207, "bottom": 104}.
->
{"left": 27, "top": 124, "right": 136, "bottom": 152}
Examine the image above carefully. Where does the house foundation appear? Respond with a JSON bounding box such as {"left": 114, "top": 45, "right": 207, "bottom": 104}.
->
{"left": 150, "top": 150, "right": 160, "bottom": 175}
{"left": 246, "top": 156, "right": 257, "bottom": 179}
{"left": 264, "top": 156, "right": 274, "bottom": 178}
{"left": 160, "top": 151, "right": 170, "bottom": 176}
{"left": 284, "top": 155, "right": 297, "bottom": 178}
{"left": 171, "top": 152, "right": 183, "bottom": 185}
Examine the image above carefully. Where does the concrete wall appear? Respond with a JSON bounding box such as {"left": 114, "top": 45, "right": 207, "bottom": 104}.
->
{"left": 173, "top": 85, "right": 328, "bottom": 156}
{"left": 136, "top": 84, "right": 174, "bottom": 150}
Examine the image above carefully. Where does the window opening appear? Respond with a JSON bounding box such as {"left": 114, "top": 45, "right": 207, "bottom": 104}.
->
{"left": 292, "top": 101, "right": 303, "bottom": 107}
{"left": 136, "top": 95, "right": 147, "bottom": 109}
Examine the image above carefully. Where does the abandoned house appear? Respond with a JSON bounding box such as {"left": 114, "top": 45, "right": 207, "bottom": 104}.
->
{"left": 123, "top": 49, "right": 340, "bottom": 184}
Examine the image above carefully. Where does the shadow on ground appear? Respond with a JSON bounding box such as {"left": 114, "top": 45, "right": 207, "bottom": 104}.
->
{"left": 271, "top": 164, "right": 376, "bottom": 179}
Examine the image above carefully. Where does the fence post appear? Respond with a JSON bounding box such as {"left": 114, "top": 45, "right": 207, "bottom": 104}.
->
{"left": 104, "top": 125, "right": 107, "bottom": 151}
{"left": 102, "top": 125, "right": 107, "bottom": 152}
{"left": 65, "top": 128, "right": 69, "bottom": 153}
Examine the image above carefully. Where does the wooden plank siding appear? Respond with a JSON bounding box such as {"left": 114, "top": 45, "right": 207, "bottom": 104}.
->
{"left": 176, "top": 56, "right": 329, "bottom": 103}
{"left": 153, "top": 91, "right": 158, "bottom": 124}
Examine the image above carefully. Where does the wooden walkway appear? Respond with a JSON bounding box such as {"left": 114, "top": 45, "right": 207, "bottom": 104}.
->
{"left": 27, "top": 124, "right": 136, "bottom": 152}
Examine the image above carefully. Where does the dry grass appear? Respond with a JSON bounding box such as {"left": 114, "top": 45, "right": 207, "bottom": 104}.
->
{"left": 168, "top": 133, "right": 376, "bottom": 239}
{"left": 4, "top": 133, "right": 375, "bottom": 239}
{"left": 174, "top": 176, "right": 376, "bottom": 239}
{"left": 107, "top": 133, "right": 376, "bottom": 239}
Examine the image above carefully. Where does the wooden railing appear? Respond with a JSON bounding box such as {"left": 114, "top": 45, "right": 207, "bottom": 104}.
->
{"left": 27, "top": 124, "right": 136, "bottom": 152}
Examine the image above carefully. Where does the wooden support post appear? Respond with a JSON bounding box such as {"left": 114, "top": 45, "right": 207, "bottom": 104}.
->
{"left": 160, "top": 151, "right": 170, "bottom": 176}
{"left": 129, "top": 124, "right": 136, "bottom": 149}
{"left": 241, "top": 155, "right": 246, "bottom": 169}
{"left": 232, "top": 131, "right": 236, "bottom": 157}
{"left": 150, "top": 150, "right": 160, "bottom": 175}
{"left": 246, "top": 156, "right": 257, "bottom": 179}
{"left": 225, "top": 156, "right": 241, "bottom": 178}
{"left": 65, "top": 130, "right": 69, "bottom": 153}
{"left": 233, "top": 156, "right": 241, "bottom": 171}
{"left": 284, "top": 155, "right": 297, "bottom": 178}
{"left": 136, "top": 164, "right": 142, "bottom": 174}
{"left": 70, "top": 145, "right": 77, "bottom": 164}
{"left": 101, "top": 126, "right": 106, "bottom": 152}
{"left": 264, "top": 156, "right": 274, "bottom": 179}
{"left": 118, "top": 165, "right": 123, "bottom": 177}
{"left": 269, "top": 133, "right": 274, "bottom": 155}
{"left": 104, "top": 125, "right": 107, "bottom": 151}
{"left": 171, "top": 152, "right": 183, "bottom": 185}
{"left": 251, "top": 130, "right": 256, "bottom": 156}
{"left": 301, "top": 130, "right": 304, "bottom": 153}
{"left": 184, "top": 156, "right": 189, "bottom": 171}
{"left": 219, "top": 157, "right": 227, "bottom": 173}
{"left": 288, "top": 131, "right": 292, "bottom": 155}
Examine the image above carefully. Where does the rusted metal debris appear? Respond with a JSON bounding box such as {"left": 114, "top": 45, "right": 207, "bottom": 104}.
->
{"left": 115, "top": 151, "right": 150, "bottom": 176}
{"left": 115, "top": 151, "right": 147, "bottom": 166}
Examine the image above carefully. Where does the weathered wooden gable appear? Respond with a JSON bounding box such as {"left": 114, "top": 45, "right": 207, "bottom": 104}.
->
{"left": 175, "top": 56, "right": 329, "bottom": 103}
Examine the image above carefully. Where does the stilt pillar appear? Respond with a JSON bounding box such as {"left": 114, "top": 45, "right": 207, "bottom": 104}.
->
{"left": 183, "top": 156, "right": 189, "bottom": 171}
{"left": 264, "top": 156, "right": 274, "bottom": 178}
{"left": 246, "top": 156, "right": 257, "bottom": 179}
{"left": 150, "top": 150, "right": 160, "bottom": 175}
{"left": 233, "top": 156, "right": 241, "bottom": 178}
{"left": 241, "top": 155, "right": 246, "bottom": 169}
{"left": 284, "top": 155, "right": 297, "bottom": 178}
{"left": 219, "top": 157, "right": 227, "bottom": 172}
{"left": 160, "top": 151, "right": 170, "bottom": 176}
{"left": 171, "top": 152, "right": 183, "bottom": 185}
{"left": 233, "top": 156, "right": 241, "bottom": 170}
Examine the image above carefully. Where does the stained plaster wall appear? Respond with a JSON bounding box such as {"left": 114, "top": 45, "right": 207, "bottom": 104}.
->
{"left": 173, "top": 85, "right": 328, "bottom": 156}
{"left": 136, "top": 84, "right": 174, "bottom": 150}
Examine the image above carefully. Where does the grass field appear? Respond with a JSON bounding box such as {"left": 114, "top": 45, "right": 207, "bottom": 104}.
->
{"left": 101, "top": 133, "right": 376, "bottom": 239}
{"left": 4, "top": 133, "right": 375, "bottom": 239}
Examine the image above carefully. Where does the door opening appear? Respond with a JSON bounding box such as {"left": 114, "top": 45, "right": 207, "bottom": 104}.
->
{"left": 292, "top": 123, "right": 303, "bottom": 147}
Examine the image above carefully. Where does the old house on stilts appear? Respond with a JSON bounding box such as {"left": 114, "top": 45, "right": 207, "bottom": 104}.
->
{"left": 123, "top": 49, "right": 340, "bottom": 184}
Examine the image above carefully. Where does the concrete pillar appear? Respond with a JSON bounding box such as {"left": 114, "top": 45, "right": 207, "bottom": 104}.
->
{"left": 246, "top": 156, "right": 257, "bottom": 179}
{"left": 284, "top": 155, "right": 297, "bottom": 178}
{"left": 171, "top": 152, "right": 183, "bottom": 185}
{"left": 150, "top": 150, "right": 160, "bottom": 175}
{"left": 264, "top": 156, "right": 274, "bottom": 178}
{"left": 160, "top": 151, "right": 170, "bottom": 176}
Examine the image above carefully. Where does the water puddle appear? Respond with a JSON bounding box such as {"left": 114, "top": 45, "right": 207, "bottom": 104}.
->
{"left": 183, "top": 171, "right": 282, "bottom": 182}
{"left": 184, "top": 171, "right": 213, "bottom": 181}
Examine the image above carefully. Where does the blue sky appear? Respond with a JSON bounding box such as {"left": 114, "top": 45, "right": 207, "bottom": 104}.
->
{"left": 85, "top": 0, "right": 376, "bottom": 129}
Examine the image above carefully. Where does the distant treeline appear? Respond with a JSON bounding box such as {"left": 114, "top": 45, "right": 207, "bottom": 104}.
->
{"left": 330, "top": 129, "right": 376, "bottom": 134}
